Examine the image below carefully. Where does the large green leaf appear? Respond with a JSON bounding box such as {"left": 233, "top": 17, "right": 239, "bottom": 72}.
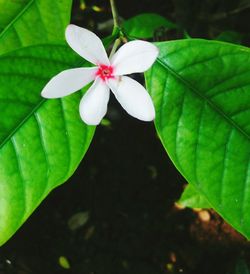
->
{"left": 122, "top": 13, "right": 176, "bottom": 39}
{"left": 0, "top": 0, "right": 72, "bottom": 54}
{"left": 145, "top": 39, "right": 250, "bottom": 238}
{"left": 0, "top": 44, "right": 95, "bottom": 246}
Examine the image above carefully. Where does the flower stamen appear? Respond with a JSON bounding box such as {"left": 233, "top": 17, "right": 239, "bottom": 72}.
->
{"left": 96, "top": 64, "right": 114, "bottom": 81}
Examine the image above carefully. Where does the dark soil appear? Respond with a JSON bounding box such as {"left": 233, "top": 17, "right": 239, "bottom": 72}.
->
{"left": 1, "top": 0, "right": 250, "bottom": 273}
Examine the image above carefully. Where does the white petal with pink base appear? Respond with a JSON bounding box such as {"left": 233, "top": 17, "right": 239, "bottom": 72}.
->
{"left": 80, "top": 78, "right": 110, "bottom": 125}
{"left": 41, "top": 24, "right": 159, "bottom": 125}
{"left": 111, "top": 40, "right": 159, "bottom": 75}
{"left": 41, "top": 67, "right": 98, "bottom": 98}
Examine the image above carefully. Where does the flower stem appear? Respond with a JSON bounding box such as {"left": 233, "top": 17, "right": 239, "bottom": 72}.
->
{"left": 109, "top": 38, "right": 121, "bottom": 58}
{"left": 110, "top": 0, "right": 119, "bottom": 32}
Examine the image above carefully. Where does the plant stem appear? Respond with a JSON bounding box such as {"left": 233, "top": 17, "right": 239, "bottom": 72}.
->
{"left": 110, "top": 0, "right": 119, "bottom": 30}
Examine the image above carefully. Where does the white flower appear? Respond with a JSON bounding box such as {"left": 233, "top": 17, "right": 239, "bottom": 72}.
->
{"left": 41, "top": 24, "right": 159, "bottom": 125}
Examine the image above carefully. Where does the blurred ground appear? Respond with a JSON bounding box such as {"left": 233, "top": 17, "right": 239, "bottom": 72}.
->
{"left": 1, "top": 0, "right": 250, "bottom": 273}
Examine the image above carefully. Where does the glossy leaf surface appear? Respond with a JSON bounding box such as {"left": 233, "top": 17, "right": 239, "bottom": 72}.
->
{"left": 123, "top": 13, "right": 176, "bottom": 39}
{"left": 0, "top": 44, "right": 95, "bottom": 246}
{"left": 146, "top": 39, "right": 250, "bottom": 238}
{"left": 0, "top": 0, "right": 72, "bottom": 54}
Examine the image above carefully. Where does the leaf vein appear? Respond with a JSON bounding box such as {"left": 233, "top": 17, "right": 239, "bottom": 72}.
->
{"left": 34, "top": 112, "right": 50, "bottom": 195}
{"left": 0, "top": 0, "right": 35, "bottom": 40}
{"left": 156, "top": 58, "right": 250, "bottom": 142}
{"left": 218, "top": 128, "right": 234, "bottom": 208}
{"left": 59, "top": 99, "right": 71, "bottom": 179}
{"left": 194, "top": 102, "right": 205, "bottom": 186}
{"left": 10, "top": 136, "right": 26, "bottom": 221}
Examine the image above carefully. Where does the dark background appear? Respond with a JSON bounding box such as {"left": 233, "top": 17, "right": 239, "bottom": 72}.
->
{"left": 1, "top": 0, "right": 250, "bottom": 273}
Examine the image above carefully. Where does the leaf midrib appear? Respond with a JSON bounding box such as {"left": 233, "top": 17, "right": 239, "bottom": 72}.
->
{"left": 0, "top": 0, "right": 35, "bottom": 39}
{"left": 0, "top": 98, "right": 46, "bottom": 150}
{"left": 156, "top": 57, "right": 250, "bottom": 141}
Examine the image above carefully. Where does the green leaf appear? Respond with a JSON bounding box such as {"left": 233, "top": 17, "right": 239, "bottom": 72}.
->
{"left": 216, "top": 31, "right": 243, "bottom": 45}
{"left": 146, "top": 39, "right": 250, "bottom": 238}
{"left": 0, "top": 0, "right": 28, "bottom": 32}
{"left": 0, "top": 44, "right": 95, "bottom": 246}
{"left": 0, "top": 0, "right": 72, "bottom": 54}
{"left": 122, "top": 13, "right": 176, "bottom": 39}
{"left": 178, "top": 185, "right": 211, "bottom": 209}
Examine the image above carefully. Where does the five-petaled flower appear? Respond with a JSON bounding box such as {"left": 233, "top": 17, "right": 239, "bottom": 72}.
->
{"left": 41, "top": 24, "right": 159, "bottom": 125}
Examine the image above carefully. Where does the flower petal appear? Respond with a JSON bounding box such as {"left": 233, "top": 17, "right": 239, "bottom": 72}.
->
{"left": 80, "top": 78, "right": 110, "bottom": 125}
{"left": 65, "top": 24, "right": 110, "bottom": 66}
{"left": 41, "top": 67, "right": 97, "bottom": 98}
{"left": 111, "top": 41, "right": 159, "bottom": 75}
{"left": 108, "top": 76, "right": 155, "bottom": 121}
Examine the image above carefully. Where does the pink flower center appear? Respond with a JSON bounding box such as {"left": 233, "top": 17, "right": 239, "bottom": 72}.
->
{"left": 96, "top": 64, "right": 114, "bottom": 81}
